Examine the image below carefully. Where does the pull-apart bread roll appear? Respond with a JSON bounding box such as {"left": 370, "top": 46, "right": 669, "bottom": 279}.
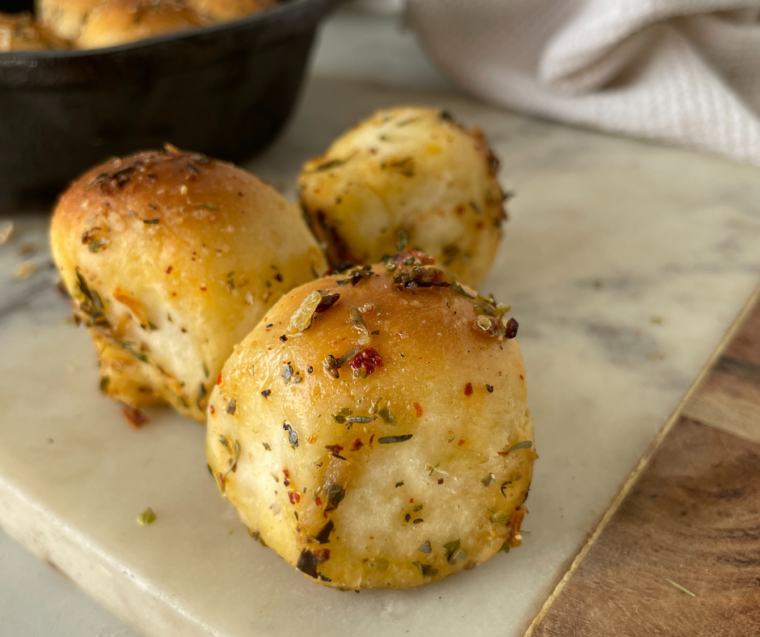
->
{"left": 298, "top": 107, "right": 507, "bottom": 289}
{"left": 185, "top": 0, "right": 277, "bottom": 22}
{"left": 75, "top": 0, "right": 208, "bottom": 49}
{"left": 0, "top": 12, "right": 70, "bottom": 50}
{"left": 37, "top": 0, "right": 101, "bottom": 40}
{"left": 51, "top": 147, "right": 327, "bottom": 422}
{"left": 207, "top": 253, "right": 535, "bottom": 589}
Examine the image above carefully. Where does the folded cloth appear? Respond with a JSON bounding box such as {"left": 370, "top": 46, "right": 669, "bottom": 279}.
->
{"left": 407, "top": 0, "right": 760, "bottom": 165}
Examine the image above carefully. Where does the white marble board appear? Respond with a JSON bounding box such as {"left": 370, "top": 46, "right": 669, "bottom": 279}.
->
{"left": 2, "top": 12, "right": 760, "bottom": 637}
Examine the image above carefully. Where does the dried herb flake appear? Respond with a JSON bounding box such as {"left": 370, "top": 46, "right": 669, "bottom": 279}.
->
{"left": 223, "top": 440, "right": 241, "bottom": 478}
{"left": 136, "top": 507, "right": 156, "bottom": 526}
{"left": 378, "top": 434, "right": 413, "bottom": 444}
{"left": 289, "top": 290, "right": 322, "bottom": 333}
{"left": 504, "top": 440, "right": 533, "bottom": 454}
{"left": 396, "top": 230, "right": 409, "bottom": 251}
{"left": 413, "top": 561, "right": 437, "bottom": 578}
{"left": 283, "top": 423, "right": 299, "bottom": 447}
{"left": 443, "top": 539, "right": 460, "bottom": 563}
{"left": 378, "top": 406, "right": 396, "bottom": 425}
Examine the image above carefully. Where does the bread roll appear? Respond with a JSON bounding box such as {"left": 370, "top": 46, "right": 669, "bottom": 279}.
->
{"left": 0, "top": 12, "right": 70, "bottom": 50}
{"left": 298, "top": 107, "right": 507, "bottom": 289}
{"left": 36, "top": 0, "right": 101, "bottom": 41}
{"left": 75, "top": 0, "right": 207, "bottom": 49}
{"left": 51, "top": 147, "right": 327, "bottom": 422}
{"left": 185, "top": 0, "right": 277, "bottom": 22}
{"left": 207, "top": 253, "right": 534, "bottom": 588}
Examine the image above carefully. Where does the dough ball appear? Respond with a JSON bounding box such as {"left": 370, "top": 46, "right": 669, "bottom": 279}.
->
{"left": 207, "top": 254, "right": 534, "bottom": 589}
{"left": 51, "top": 146, "right": 327, "bottom": 422}
{"left": 0, "top": 12, "right": 70, "bottom": 50}
{"left": 75, "top": 0, "right": 207, "bottom": 49}
{"left": 298, "top": 107, "right": 507, "bottom": 289}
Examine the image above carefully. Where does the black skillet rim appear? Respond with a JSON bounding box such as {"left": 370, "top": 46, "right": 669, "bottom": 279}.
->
{"left": 0, "top": 0, "right": 338, "bottom": 66}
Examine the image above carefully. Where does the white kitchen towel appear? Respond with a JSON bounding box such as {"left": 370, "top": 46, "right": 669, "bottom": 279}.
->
{"left": 407, "top": 0, "right": 760, "bottom": 165}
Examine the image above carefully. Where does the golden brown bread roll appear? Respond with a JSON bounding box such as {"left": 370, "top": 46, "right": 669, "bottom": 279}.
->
{"left": 185, "top": 0, "right": 277, "bottom": 22}
{"left": 51, "top": 147, "right": 327, "bottom": 422}
{"left": 207, "top": 253, "right": 534, "bottom": 588}
{"left": 36, "top": 0, "right": 101, "bottom": 41}
{"left": 75, "top": 0, "right": 207, "bottom": 49}
{"left": 0, "top": 12, "right": 70, "bottom": 50}
{"left": 298, "top": 107, "right": 508, "bottom": 289}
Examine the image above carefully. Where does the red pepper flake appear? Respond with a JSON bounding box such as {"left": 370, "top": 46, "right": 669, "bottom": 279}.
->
{"left": 216, "top": 373, "right": 223, "bottom": 386}
{"left": 307, "top": 435, "right": 317, "bottom": 444}
{"left": 166, "top": 265, "right": 173, "bottom": 274}
{"left": 349, "top": 348, "right": 383, "bottom": 375}
{"left": 314, "top": 548, "right": 330, "bottom": 562}
{"left": 219, "top": 473, "right": 226, "bottom": 492}
{"left": 414, "top": 402, "right": 423, "bottom": 417}
{"left": 351, "top": 438, "right": 363, "bottom": 452}
{"left": 209, "top": 405, "right": 215, "bottom": 415}
{"left": 438, "top": 478, "right": 444, "bottom": 484}
{"left": 315, "top": 496, "right": 323, "bottom": 506}
{"left": 409, "top": 498, "right": 414, "bottom": 503}
{"left": 458, "top": 439, "right": 465, "bottom": 446}
{"left": 121, "top": 405, "right": 147, "bottom": 429}
{"left": 288, "top": 492, "right": 301, "bottom": 504}
{"left": 171, "top": 292, "right": 177, "bottom": 297}
{"left": 200, "top": 286, "right": 207, "bottom": 292}
{"left": 464, "top": 382, "right": 473, "bottom": 396}
{"left": 369, "top": 434, "right": 375, "bottom": 448}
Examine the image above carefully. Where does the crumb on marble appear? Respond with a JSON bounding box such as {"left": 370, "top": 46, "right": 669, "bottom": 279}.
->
{"left": 14, "top": 261, "right": 37, "bottom": 280}
{"left": 121, "top": 405, "right": 148, "bottom": 429}
{"left": 0, "top": 220, "right": 13, "bottom": 244}
{"left": 17, "top": 242, "right": 36, "bottom": 256}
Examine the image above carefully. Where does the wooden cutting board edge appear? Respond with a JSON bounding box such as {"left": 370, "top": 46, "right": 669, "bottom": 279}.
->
{"left": 522, "top": 280, "right": 760, "bottom": 637}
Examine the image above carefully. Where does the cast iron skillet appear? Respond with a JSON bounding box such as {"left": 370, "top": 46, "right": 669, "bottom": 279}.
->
{"left": 0, "top": 0, "right": 340, "bottom": 212}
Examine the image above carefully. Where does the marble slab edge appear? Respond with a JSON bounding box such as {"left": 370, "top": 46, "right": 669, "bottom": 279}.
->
{"left": 524, "top": 282, "right": 760, "bottom": 636}
{"left": 0, "top": 479, "right": 213, "bottom": 637}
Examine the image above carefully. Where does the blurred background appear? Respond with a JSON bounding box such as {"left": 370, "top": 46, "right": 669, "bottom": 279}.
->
{"left": 4, "top": 0, "right": 759, "bottom": 212}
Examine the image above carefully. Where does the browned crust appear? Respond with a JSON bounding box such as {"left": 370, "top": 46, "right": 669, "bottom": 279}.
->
{"left": 0, "top": 11, "right": 70, "bottom": 50}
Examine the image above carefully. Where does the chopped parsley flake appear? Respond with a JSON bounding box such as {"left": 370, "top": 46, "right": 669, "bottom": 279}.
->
{"left": 136, "top": 507, "right": 156, "bottom": 526}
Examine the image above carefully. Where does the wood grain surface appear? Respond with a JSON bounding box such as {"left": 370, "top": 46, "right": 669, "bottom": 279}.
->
{"left": 685, "top": 300, "right": 760, "bottom": 444}
{"left": 531, "top": 297, "right": 760, "bottom": 637}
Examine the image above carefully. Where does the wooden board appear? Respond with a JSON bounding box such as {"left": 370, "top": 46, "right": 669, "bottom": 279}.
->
{"left": 529, "top": 294, "right": 760, "bottom": 636}
{"left": 684, "top": 300, "right": 760, "bottom": 445}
